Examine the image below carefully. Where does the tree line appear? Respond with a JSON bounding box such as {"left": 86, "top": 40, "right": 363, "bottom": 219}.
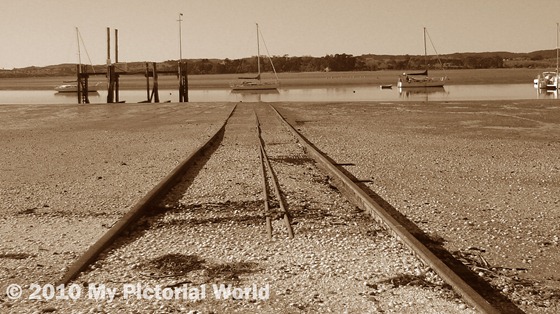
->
{"left": 182, "top": 51, "right": 560, "bottom": 75}
{"left": 1, "top": 49, "right": 558, "bottom": 78}
{"left": 184, "top": 53, "right": 508, "bottom": 75}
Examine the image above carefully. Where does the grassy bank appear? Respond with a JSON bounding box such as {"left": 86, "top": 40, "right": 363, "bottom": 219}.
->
{"left": 0, "top": 68, "right": 546, "bottom": 90}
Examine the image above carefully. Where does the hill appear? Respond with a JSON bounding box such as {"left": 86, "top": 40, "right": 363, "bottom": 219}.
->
{"left": 1, "top": 50, "right": 558, "bottom": 78}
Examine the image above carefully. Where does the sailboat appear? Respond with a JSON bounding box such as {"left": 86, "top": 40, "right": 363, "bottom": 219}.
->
{"left": 54, "top": 81, "right": 99, "bottom": 93}
{"left": 231, "top": 23, "right": 279, "bottom": 91}
{"left": 54, "top": 27, "right": 99, "bottom": 93}
{"left": 534, "top": 23, "right": 559, "bottom": 90}
{"left": 397, "top": 27, "right": 447, "bottom": 88}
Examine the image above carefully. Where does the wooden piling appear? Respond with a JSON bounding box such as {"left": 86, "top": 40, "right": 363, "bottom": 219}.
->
{"left": 152, "top": 62, "right": 159, "bottom": 103}
{"left": 106, "top": 27, "right": 113, "bottom": 103}
{"left": 115, "top": 29, "right": 119, "bottom": 103}
{"left": 145, "top": 62, "right": 150, "bottom": 102}
{"left": 76, "top": 64, "right": 82, "bottom": 104}
{"left": 76, "top": 64, "right": 90, "bottom": 104}
{"left": 179, "top": 61, "right": 189, "bottom": 102}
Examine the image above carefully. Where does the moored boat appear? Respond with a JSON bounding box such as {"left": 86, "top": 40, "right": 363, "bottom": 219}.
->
{"left": 397, "top": 27, "right": 447, "bottom": 89}
{"left": 230, "top": 79, "right": 279, "bottom": 91}
{"left": 55, "top": 27, "right": 100, "bottom": 94}
{"left": 535, "top": 72, "right": 559, "bottom": 90}
{"left": 55, "top": 81, "right": 100, "bottom": 93}
{"left": 534, "top": 23, "right": 559, "bottom": 90}
{"left": 231, "top": 23, "right": 279, "bottom": 92}
{"left": 397, "top": 70, "right": 446, "bottom": 88}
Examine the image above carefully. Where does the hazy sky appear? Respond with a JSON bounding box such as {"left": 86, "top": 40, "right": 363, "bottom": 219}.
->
{"left": 1, "top": 0, "right": 560, "bottom": 69}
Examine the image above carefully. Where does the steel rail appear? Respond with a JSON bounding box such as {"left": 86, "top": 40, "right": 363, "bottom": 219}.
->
{"left": 255, "top": 111, "right": 294, "bottom": 239}
{"left": 57, "top": 104, "right": 237, "bottom": 285}
{"left": 254, "top": 111, "right": 273, "bottom": 238}
{"left": 270, "top": 104, "right": 501, "bottom": 314}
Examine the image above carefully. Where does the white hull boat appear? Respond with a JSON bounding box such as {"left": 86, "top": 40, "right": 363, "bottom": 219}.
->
{"left": 231, "top": 23, "right": 279, "bottom": 92}
{"left": 55, "top": 82, "right": 100, "bottom": 93}
{"left": 534, "top": 23, "right": 559, "bottom": 90}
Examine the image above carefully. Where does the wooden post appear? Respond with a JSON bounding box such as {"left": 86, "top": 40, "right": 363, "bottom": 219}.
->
{"left": 115, "top": 29, "right": 119, "bottom": 103}
{"left": 76, "top": 65, "right": 90, "bottom": 104}
{"left": 179, "top": 61, "right": 188, "bottom": 102}
{"left": 106, "top": 27, "right": 113, "bottom": 103}
{"left": 145, "top": 62, "right": 150, "bottom": 102}
{"left": 107, "top": 65, "right": 115, "bottom": 103}
{"left": 76, "top": 64, "right": 82, "bottom": 104}
{"left": 152, "top": 62, "right": 159, "bottom": 103}
{"left": 184, "top": 62, "right": 189, "bottom": 102}
{"left": 83, "top": 74, "right": 90, "bottom": 104}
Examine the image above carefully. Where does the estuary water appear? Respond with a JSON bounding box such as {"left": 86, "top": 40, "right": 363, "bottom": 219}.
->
{"left": 0, "top": 84, "right": 557, "bottom": 104}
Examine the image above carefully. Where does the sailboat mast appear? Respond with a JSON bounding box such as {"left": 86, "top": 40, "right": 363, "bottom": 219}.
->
{"left": 556, "top": 23, "right": 559, "bottom": 79}
{"left": 423, "top": 27, "right": 427, "bottom": 70}
{"left": 256, "top": 23, "right": 261, "bottom": 77}
{"left": 76, "top": 27, "right": 82, "bottom": 73}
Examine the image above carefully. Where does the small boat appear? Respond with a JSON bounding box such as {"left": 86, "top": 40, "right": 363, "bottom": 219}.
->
{"left": 231, "top": 23, "right": 279, "bottom": 91}
{"left": 380, "top": 84, "right": 393, "bottom": 89}
{"left": 55, "top": 81, "right": 100, "bottom": 93}
{"left": 534, "top": 23, "right": 559, "bottom": 90}
{"left": 231, "top": 75, "right": 279, "bottom": 91}
{"left": 535, "top": 72, "right": 559, "bottom": 90}
{"left": 397, "top": 27, "right": 447, "bottom": 88}
{"left": 55, "top": 27, "right": 100, "bottom": 94}
{"left": 398, "top": 70, "right": 446, "bottom": 88}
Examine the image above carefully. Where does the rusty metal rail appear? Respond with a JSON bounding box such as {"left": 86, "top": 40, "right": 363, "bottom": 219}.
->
{"left": 255, "top": 111, "right": 273, "bottom": 238}
{"left": 57, "top": 104, "right": 237, "bottom": 285}
{"left": 269, "top": 104, "right": 502, "bottom": 314}
{"left": 255, "top": 111, "right": 294, "bottom": 239}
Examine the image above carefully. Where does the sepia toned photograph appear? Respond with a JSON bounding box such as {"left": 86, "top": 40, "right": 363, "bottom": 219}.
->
{"left": 1, "top": 1, "right": 559, "bottom": 313}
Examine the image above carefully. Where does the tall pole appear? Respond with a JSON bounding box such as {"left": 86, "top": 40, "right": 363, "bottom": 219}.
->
{"left": 106, "top": 27, "right": 111, "bottom": 67}
{"left": 76, "top": 27, "right": 82, "bottom": 73}
{"left": 423, "top": 27, "right": 427, "bottom": 71}
{"left": 256, "top": 23, "right": 260, "bottom": 77}
{"left": 556, "top": 23, "right": 559, "bottom": 89}
{"left": 115, "top": 29, "right": 118, "bottom": 64}
{"left": 115, "top": 29, "right": 119, "bottom": 103}
{"left": 178, "top": 13, "right": 188, "bottom": 102}
{"left": 76, "top": 27, "right": 82, "bottom": 104}
{"left": 178, "top": 13, "right": 183, "bottom": 62}
{"left": 106, "top": 27, "right": 113, "bottom": 103}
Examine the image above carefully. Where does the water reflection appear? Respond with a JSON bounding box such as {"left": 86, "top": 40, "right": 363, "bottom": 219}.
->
{"left": 54, "top": 92, "right": 100, "bottom": 96}
{"left": 230, "top": 89, "right": 279, "bottom": 102}
{"left": 0, "top": 84, "right": 558, "bottom": 104}
{"left": 535, "top": 88, "right": 558, "bottom": 99}
{"left": 398, "top": 87, "right": 449, "bottom": 101}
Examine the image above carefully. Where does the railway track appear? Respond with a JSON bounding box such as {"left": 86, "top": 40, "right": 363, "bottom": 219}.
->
{"left": 27, "top": 103, "right": 520, "bottom": 312}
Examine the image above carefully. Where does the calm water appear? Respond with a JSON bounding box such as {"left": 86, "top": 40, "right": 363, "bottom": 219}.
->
{"left": 0, "top": 84, "right": 557, "bottom": 104}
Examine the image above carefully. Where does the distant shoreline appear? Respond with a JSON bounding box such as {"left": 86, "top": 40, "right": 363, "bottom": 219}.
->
{"left": 0, "top": 68, "right": 544, "bottom": 91}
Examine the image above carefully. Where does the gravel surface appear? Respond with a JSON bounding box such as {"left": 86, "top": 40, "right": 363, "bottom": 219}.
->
{"left": 1, "top": 103, "right": 476, "bottom": 313}
{"left": 0, "top": 102, "right": 232, "bottom": 312}
{"left": 3, "top": 100, "right": 557, "bottom": 313}
{"left": 275, "top": 100, "right": 560, "bottom": 313}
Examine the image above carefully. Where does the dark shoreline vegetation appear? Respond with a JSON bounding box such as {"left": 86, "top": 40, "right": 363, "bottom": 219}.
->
{"left": 1, "top": 49, "right": 559, "bottom": 78}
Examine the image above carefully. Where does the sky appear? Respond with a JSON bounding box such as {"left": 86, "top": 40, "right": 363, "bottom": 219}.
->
{"left": 1, "top": 0, "right": 560, "bottom": 69}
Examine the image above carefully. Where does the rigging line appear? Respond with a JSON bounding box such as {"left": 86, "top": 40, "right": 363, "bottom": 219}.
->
{"left": 77, "top": 29, "right": 96, "bottom": 73}
{"left": 258, "top": 27, "right": 279, "bottom": 82}
{"left": 425, "top": 29, "right": 446, "bottom": 76}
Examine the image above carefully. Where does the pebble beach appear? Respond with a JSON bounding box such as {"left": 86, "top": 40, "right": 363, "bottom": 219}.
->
{"left": 0, "top": 100, "right": 559, "bottom": 313}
